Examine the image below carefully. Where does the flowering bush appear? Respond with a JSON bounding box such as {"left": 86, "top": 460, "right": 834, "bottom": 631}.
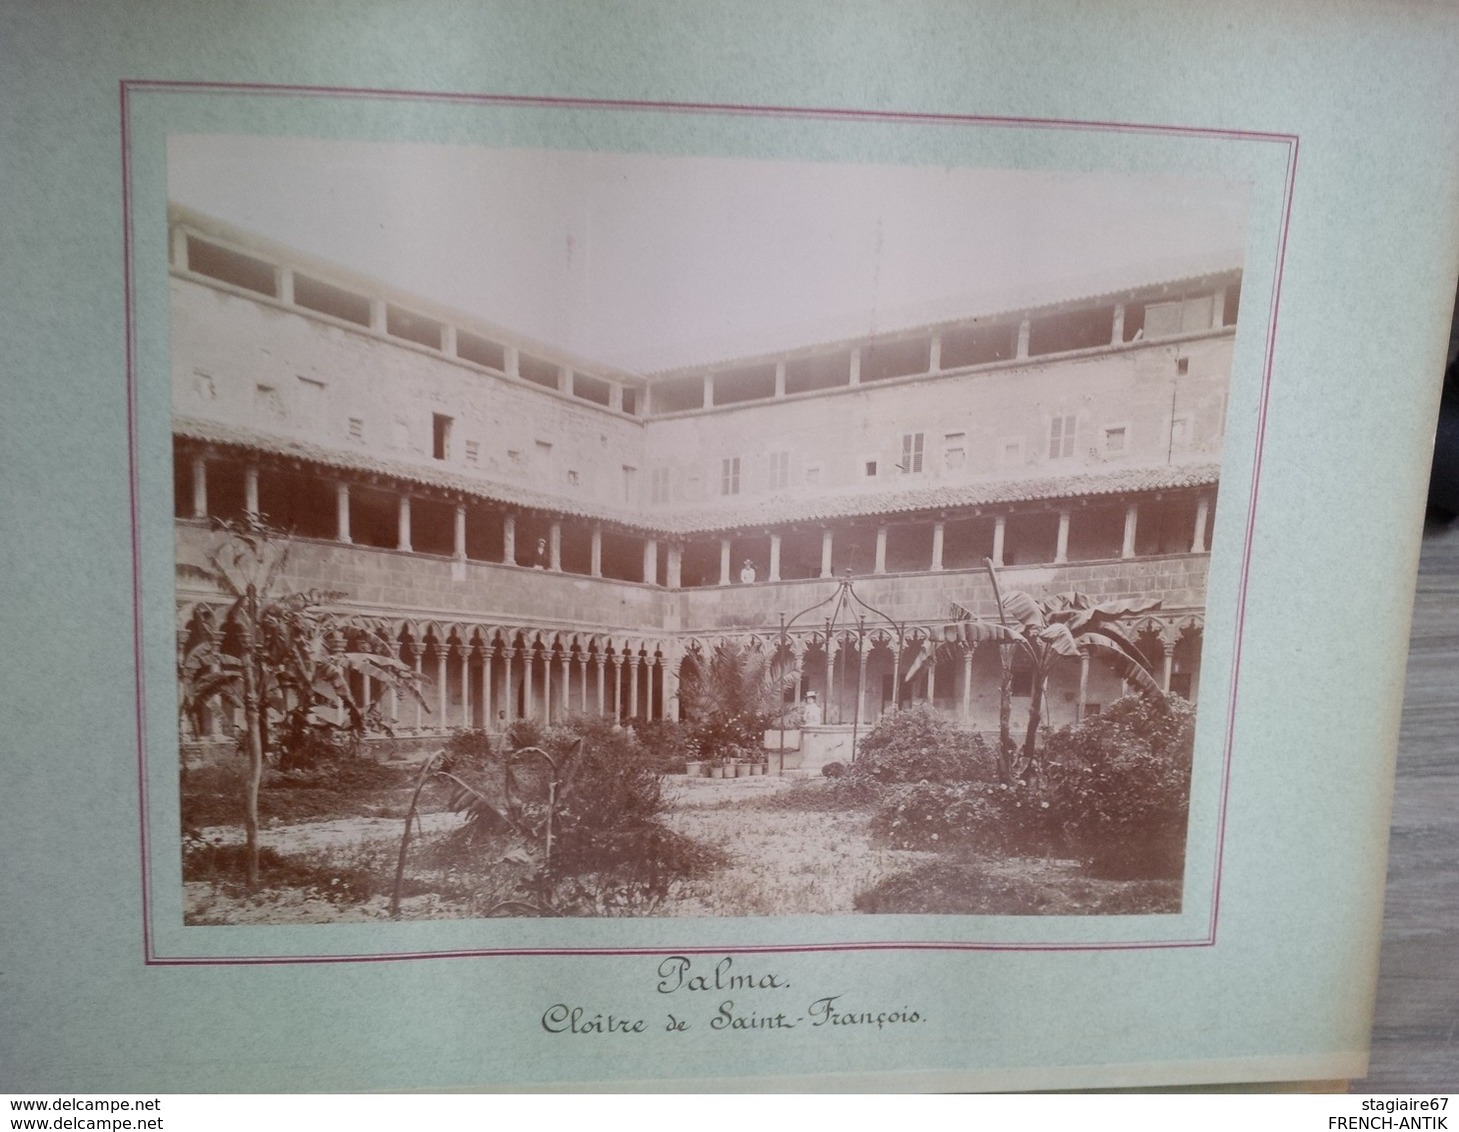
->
{"left": 871, "top": 782, "right": 981, "bottom": 849}
{"left": 852, "top": 704, "right": 995, "bottom": 784}
{"left": 1041, "top": 695, "right": 1194, "bottom": 879}
{"left": 870, "top": 779, "right": 1053, "bottom": 852}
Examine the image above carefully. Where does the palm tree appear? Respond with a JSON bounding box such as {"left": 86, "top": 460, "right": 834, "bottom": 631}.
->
{"left": 678, "top": 641, "right": 792, "bottom": 761}
{"left": 178, "top": 519, "right": 425, "bottom": 886}
{"left": 907, "top": 558, "right": 1164, "bottom": 777}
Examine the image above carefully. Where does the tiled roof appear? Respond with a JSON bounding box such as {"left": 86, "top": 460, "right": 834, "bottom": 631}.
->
{"left": 666, "top": 463, "right": 1221, "bottom": 533}
{"left": 175, "top": 417, "right": 1219, "bottom": 536}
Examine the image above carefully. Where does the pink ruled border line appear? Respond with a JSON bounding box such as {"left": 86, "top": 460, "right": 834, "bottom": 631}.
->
{"left": 120, "top": 80, "right": 1296, "bottom": 966}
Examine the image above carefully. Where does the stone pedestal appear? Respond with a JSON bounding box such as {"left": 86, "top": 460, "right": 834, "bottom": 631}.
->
{"left": 798, "top": 724, "right": 856, "bottom": 772}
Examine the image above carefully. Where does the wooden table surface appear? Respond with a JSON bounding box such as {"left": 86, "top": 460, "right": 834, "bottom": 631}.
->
{"left": 1357, "top": 518, "right": 1459, "bottom": 1092}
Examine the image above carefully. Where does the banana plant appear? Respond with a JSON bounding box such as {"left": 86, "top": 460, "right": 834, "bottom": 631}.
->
{"left": 177, "top": 518, "right": 426, "bottom": 887}
{"left": 906, "top": 558, "right": 1164, "bottom": 777}
{"left": 390, "top": 739, "right": 587, "bottom": 918}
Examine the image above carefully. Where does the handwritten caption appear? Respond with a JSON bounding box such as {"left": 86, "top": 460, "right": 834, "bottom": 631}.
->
{"left": 541, "top": 955, "right": 925, "bottom": 1036}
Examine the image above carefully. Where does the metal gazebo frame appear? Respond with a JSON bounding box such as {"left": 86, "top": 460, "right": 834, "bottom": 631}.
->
{"left": 776, "top": 568, "right": 905, "bottom": 772}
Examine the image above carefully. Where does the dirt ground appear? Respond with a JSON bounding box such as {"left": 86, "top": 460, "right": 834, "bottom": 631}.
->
{"left": 182, "top": 771, "right": 1174, "bottom": 923}
{"left": 184, "top": 773, "right": 921, "bottom": 923}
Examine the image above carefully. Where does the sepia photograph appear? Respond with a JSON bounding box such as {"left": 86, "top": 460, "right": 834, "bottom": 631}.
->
{"left": 168, "top": 135, "right": 1249, "bottom": 924}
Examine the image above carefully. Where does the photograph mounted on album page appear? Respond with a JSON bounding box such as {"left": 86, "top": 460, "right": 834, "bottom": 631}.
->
{"left": 2, "top": 0, "right": 1457, "bottom": 1093}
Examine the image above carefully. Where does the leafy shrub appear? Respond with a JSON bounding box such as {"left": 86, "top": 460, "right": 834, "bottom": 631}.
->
{"left": 633, "top": 718, "right": 692, "bottom": 774}
{"left": 869, "top": 779, "right": 1052, "bottom": 853}
{"left": 821, "top": 760, "right": 847, "bottom": 778}
{"left": 504, "top": 717, "right": 545, "bottom": 753}
{"left": 273, "top": 709, "right": 358, "bottom": 771}
{"left": 1041, "top": 695, "right": 1194, "bottom": 879}
{"left": 871, "top": 782, "right": 980, "bottom": 850}
{"left": 440, "top": 728, "right": 494, "bottom": 774}
{"left": 431, "top": 714, "right": 716, "bottom": 915}
{"left": 851, "top": 704, "right": 996, "bottom": 784}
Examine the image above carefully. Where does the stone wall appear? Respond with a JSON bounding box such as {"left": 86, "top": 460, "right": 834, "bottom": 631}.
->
{"left": 641, "top": 335, "right": 1233, "bottom": 510}
{"left": 175, "top": 521, "right": 672, "bottom": 637}
{"left": 675, "top": 554, "right": 1210, "bottom": 635}
{"left": 171, "top": 277, "right": 648, "bottom": 512}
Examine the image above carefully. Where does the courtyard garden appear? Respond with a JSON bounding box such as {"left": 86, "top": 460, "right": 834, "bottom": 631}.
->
{"left": 181, "top": 698, "right": 1193, "bottom": 924}
{"left": 178, "top": 525, "right": 1193, "bottom": 924}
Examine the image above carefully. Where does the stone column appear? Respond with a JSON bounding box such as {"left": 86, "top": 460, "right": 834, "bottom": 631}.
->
{"left": 931, "top": 521, "right": 945, "bottom": 571}
{"left": 611, "top": 656, "right": 623, "bottom": 722}
{"left": 190, "top": 455, "right": 208, "bottom": 519}
{"left": 480, "top": 647, "right": 493, "bottom": 730}
{"left": 578, "top": 652, "right": 589, "bottom": 713}
{"left": 1055, "top": 509, "right": 1070, "bottom": 564}
{"left": 823, "top": 642, "right": 836, "bottom": 718}
{"left": 453, "top": 503, "right": 467, "bottom": 560}
{"left": 1078, "top": 654, "right": 1090, "bottom": 721}
{"left": 335, "top": 482, "right": 352, "bottom": 544}
{"left": 412, "top": 651, "right": 423, "bottom": 731}
{"left": 992, "top": 514, "right": 1006, "bottom": 567}
{"left": 961, "top": 647, "right": 974, "bottom": 720}
{"left": 559, "top": 651, "right": 571, "bottom": 719}
{"left": 243, "top": 465, "right": 260, "bottom": 519}
{"left": 523, "top": 646, "right": 537, "bottom": 722}
{"left": 856, "top": 644, "right": 869, "bottom": 725}
{"left": 628, "top": 653, "right": 641, "bottom": 720}
{"left": 542, "top": 649, "right": 553, "bottom": 725}
{"left": 926, "top": 652, "right": 937, "bottom": 704}
{"left": 663, "top": 655, "right": 680, "bottom": 722}
{"left": 874, "top": 526, "right": 888, "bottom": 574}
{"left": 667, "top": 543, "right": 683, "bottom": 588}
{"left": 595, "top": 654, "right": 606, "bottom": 716}
{"left": 590, "top": 526, "right": 603, "bottom": 577}
{"left": 719, "top": 539, "right": 732, "bottom": 586}
{"left": 820, "top": 528, "right": 833, "bottom": 579}
{"left": 383, "top": 644, "right": 399, "bottom": 724}
{"left": 768, "top": 534, "right": 782, "bottom": 582}
{"left": 1162, "top": 643, "right": 1174, "bottom": 694}
{"left": 459, "top": 645, "right": 472, "bottom": 728}
{"left": 549, "top": 522, "right": 562, "bottom": 571}
{"left": 435, "top": 646, "right": 449, "bottom": 732}
{"left": 1192, "top": 495, "right": 1210, "bottom": 554}
{"left": 502, "top": 647, "right": 515, "bottom": 724}
{"left": 502, "top": 513, "right": 516, "bottom": 565}
{"left": 397, "top": 495, "right": 412, "bottom": 552}
{"left": 1123, "top": 502, "right": 1139, "bottom": 559}
{"left": 643, "top": 539, "right": 658, "bottom": 585}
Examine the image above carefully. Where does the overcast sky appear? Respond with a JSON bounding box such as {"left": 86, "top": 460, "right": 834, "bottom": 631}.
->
{"left": 168, "top": 134, "right": 1249, "bottom": 373}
